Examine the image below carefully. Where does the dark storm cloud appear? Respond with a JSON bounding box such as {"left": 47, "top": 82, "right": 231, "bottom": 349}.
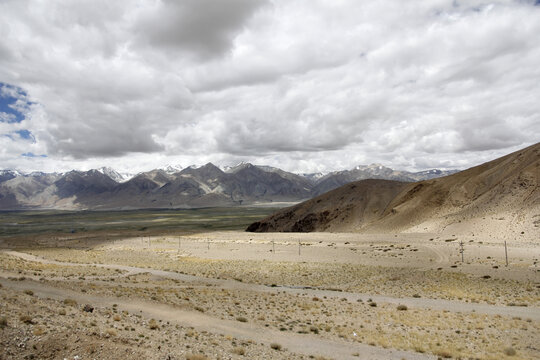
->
{"left": 134, "top": 0, "right": 268, "bottom": 60}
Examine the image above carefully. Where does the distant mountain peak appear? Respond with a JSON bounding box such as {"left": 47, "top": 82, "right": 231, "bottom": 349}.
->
{"left": 0, "top": 169, "right": 23, "bottom": 184}
{"left": 354, "top": 163, "right": 387, "bottom": 171}
{"left": 301, "top": 172, "right": 326, "bottom": 182}
{"left": 181, "top": 162, "right": 224, "bottom": 176}
{"left": 0, "top": 169, "right": 23, "bottom": 176}
{"left": 96, "top": 167, "right": 133, "bottom": 183}
{"left": 161, "top": 164, "right": 183, "bottom": 174}
{"left": 223, "top": 162, "right": 253, "bottom": 173}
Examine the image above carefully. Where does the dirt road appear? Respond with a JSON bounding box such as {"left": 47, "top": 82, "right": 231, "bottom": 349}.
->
{"left": 4, "top": 250, "right": 539, "bottom": 320}
{"left": 0, "top": 276, "right": 434, "bottom": 360}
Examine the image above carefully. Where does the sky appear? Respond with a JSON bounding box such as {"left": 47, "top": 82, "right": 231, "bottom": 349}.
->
{"left": 0, "top": 0, "right": 539, "bottom": 175}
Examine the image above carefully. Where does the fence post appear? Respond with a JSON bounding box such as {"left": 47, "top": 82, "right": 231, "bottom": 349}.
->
{"left": 505, "top": 241, "right": 508, "bottom": 266}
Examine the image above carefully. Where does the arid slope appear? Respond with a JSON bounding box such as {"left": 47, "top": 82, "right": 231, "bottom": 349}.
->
{"left": 246, "top": 179, "right": 407, "bottom": 232}
{"left": 247, "top": 143, "right": 540, "bottom": 240}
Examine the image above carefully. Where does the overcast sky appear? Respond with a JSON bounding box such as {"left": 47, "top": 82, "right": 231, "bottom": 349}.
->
{"left": 0, "top": 0, "right": 539, "bottom": 174}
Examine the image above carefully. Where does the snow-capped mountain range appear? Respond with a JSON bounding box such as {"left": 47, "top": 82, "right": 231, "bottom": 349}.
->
{"left": 0, "top": 163, "right": 458, "bottom": 210}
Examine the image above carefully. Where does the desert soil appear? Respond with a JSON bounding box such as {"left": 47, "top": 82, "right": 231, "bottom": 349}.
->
{"left": 1, "top": 231, "right": 539, "bottom": 360}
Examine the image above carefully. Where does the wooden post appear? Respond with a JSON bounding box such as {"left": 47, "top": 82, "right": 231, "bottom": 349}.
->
{"left": 504, "top": 241, "right": 508, "bottom": 266}
{"left": 459, "top": 241, "right": 464, "bottom": 263}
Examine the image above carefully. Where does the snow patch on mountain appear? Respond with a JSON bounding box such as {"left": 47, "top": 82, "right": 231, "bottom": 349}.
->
{"left": 161, "top": 164, "right": 183, "bottom": 174}
{"left": 96, "top": 167, "right": 134, "bottom": 183}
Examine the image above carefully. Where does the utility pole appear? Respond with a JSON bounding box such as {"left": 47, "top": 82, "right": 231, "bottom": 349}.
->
{"left": 459, "top": 241, "right": 464, "bottom": 263}
{"left": 504, "top": 240, "right": 508, "bottom": 266}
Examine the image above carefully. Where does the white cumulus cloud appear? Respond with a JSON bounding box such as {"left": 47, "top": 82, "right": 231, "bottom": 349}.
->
{"left": 0, "top": 0, "right": 538, "bottom": 174}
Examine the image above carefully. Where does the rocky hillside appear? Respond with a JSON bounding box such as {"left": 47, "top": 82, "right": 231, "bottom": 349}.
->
{"left": 247, "top": 179, "right": 407, "bottom": 232}
{"left": 247, "top": 143, "right": 540, "bottom": 241}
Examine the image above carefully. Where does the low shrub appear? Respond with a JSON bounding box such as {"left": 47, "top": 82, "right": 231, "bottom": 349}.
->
{"left": 185, "top": 354, "right": 209, "bottom": 360}
{"left": 63, "top": 298, "right": 77, "bottom": 306}
{"left": 148, "top": 319, "right": 159, "bottom": 330}
{"left": 231, "top": 347, "right": 245, "bottom": 355}
{"left": 19, "top": 315, "right": 34, "bottom": 324}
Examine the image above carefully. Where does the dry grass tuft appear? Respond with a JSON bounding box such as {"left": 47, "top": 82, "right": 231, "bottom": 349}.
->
{"left": 148, "top": 319, "right": 159, "bottom": 330}
{"left": 434, "top": 349, "right": 453, "bottom": 358}
{"left": 63, "top": 298, "right": 77, "bottom": 306}
{"left": 231, "top": 346, "right": 246, "bottom": 355}
{"left": 19, "top": 315, "right": 34, "bottom": 324}
{"left": 32, "top": 326, "right": 46, "bottom": 336}
{"left": 185, "top": 354, "right": 209, "bottom": 360}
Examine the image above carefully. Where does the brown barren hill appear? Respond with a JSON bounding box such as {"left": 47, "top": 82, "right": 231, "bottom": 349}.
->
{"left": 247, "top": 142, "right": 540, "bottom": 240}
{"left": 246, "top": 179, "right": 408, "bottom": 232}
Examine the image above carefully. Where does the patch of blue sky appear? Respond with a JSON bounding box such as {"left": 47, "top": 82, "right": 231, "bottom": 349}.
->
{"left": 15, "top": 129, "right": 36, "bottom": 142}
{"left": 21, "top": 152, "right": 47, "bottom": 158}
{"left": 0, "top": 82, "right": 33, "bottom": 123}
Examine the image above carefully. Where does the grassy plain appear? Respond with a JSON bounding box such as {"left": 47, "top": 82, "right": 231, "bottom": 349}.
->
{"left": 0, "top": 207, "right": 278, "bottom": 236}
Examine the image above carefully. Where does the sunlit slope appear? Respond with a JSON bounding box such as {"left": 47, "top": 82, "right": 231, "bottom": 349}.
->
{"left": 248, "top": 143, "right": 539, "bottom": 240}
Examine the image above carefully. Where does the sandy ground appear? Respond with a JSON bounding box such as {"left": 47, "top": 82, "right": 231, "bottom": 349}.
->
{"left": 1, "top": 231, "right": 539, "bottom": 360}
